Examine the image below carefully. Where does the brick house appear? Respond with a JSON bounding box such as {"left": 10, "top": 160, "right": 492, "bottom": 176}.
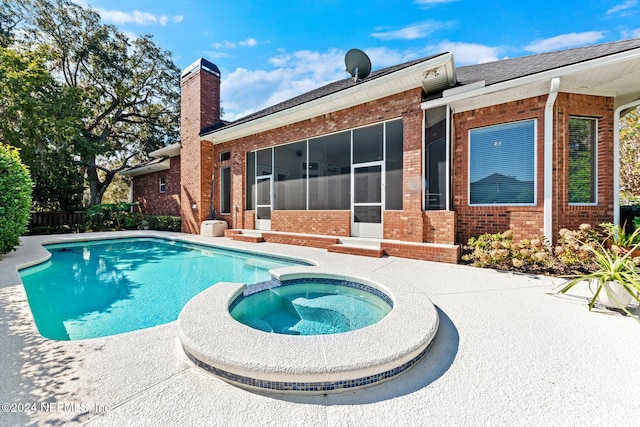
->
{"left": 148, "top": 39, "right": 640, "bottom": 262}
{"left": 120, "top": 142, "right": 181, "bottom": 216}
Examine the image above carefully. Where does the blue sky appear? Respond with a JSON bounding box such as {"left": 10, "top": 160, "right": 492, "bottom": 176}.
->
{"left": 75, "top": 0, "right": 640, "bottom": 121}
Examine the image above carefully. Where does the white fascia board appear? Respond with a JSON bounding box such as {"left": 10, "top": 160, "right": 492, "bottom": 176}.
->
{"left": 119, "top": 158, "right": 171, "bottom": 177}
{"left": 149, "top": 142, "right": 181, "bottom": 158}
{"left": 204, "top": 53, "right": 454, "bottom": 144}
{"left": 421, "top": 47, "right": 640, "bottom": 111}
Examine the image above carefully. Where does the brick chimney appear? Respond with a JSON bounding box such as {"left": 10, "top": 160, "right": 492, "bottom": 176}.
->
{"left": 180, "top": 58, "right": 221, "bottom": 234}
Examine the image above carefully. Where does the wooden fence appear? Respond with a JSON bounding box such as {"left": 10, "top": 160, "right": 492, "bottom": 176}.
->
{"left": 29, "top": 211, "right": 87, "bottom": 228}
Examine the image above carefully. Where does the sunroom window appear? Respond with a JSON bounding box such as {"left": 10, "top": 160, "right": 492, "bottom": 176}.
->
{"left": 469, "top": 119, "right": 536, "bottom": 205}
{"left": 568, "top": 117, "right": 597, "bottom": 205}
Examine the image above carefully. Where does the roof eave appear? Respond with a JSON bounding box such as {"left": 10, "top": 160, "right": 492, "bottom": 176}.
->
{"left": 119, "top": 158, "right": 171, "bottom": 177}
{"left": 203, "top": 53, "right": 455, "bottom": 144}
{"left": 149, "top": 142, "right": 181, "bottom": 158}
{"left": 421, "top": 47, "right": 640, "bottom": 111}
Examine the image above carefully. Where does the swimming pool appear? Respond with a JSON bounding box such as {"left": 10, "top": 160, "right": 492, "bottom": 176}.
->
{"left": 19, "top": 237, "right": 307, "bottom": 340}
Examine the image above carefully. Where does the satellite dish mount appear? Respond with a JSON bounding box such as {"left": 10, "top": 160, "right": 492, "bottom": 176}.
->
{"left": 345, "top": 49, "right": 372, "bottom": 83}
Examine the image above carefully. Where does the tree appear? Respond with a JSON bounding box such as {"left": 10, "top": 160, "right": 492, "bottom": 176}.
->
{"left": 13, "top": 0, "right": 180, "bottom": 206}
{"left": 0, "top": 2, "right": 19, "bottom": 48}
{"left": 0, "top": 46, "right": 87, "bottom": 211}
{"left": 0, "top": 144, "right": 33, "bottom": 254}
{"left": 620, "top": 107, "right": 640, "bottom": 204}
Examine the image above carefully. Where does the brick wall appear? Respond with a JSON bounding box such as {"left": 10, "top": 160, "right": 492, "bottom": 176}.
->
{"left": 133, "top": 156, "right": 181, "bottom": 216}
{"left": 423, "top": 211, "right": 456, "bottom": 244}
{"left": 552, "top": 93, "right": 614, "bottom": 237}
{"left": 272, "top": 211, "right": 351, "bottom": 236}
{"left": 453, "top": 96, "right": 547, "bottom": 243}
{"left": 180, "top": 64, "right": 220, "bottom": 234}
{"left": 453, "top": 93, "right": 614, "bottom": 244}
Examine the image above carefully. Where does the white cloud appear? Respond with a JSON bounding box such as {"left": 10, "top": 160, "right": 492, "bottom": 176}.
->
{"left": 430, "top": 41, "right": 500, "bottom": 64}
{"left": 239, "top": 38, "right": 257, "bottom": 47}
{"left": 524, "top": 31, "right": 606, "bottom": 53}
{"left": 213, "top": 38, "right": 259, "bottom": 49}
{"left": 371, "top": 21, "right": 451, "bottom": 41}
{"left": 96, "top": 8, "right": 183, "bottom": 26}
{"left": 606, "top": 0, "right": 637, "bottom": 15}
{"left": 221, "top": 49, "right": 346, "bottom": 121}
{"left": 366, "top": 47, "right": 421, "bottom": 67}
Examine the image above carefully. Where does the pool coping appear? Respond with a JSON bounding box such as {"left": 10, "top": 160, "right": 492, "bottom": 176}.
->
{"left": 177, "top": 271, "right": 439, "bottom": 394}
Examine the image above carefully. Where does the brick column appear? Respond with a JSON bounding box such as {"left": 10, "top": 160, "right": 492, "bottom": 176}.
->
{"left": 180, "top": 59, "right": 221, "bottom": 234}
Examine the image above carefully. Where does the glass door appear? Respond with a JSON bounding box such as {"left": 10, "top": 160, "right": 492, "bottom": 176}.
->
{"left": 352, "top": 162, "right": 383, "bottom": 238}
{"left": 256, "top": 175, "right": 272, "bottom": 230}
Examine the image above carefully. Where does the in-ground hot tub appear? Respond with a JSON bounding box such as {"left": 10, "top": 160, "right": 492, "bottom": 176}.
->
{"left": 178, "top": 274, "right": 439, "bottom": 394}
{"left": 229, "top": 278, "right": 393, "bottom": 335}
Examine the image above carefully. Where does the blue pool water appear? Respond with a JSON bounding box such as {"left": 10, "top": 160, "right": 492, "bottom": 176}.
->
{"left": 230, "top": 279, "right": 393, "bottom": 335}
{"left": 20, "top": 238, "right": 306, "bottom": 340}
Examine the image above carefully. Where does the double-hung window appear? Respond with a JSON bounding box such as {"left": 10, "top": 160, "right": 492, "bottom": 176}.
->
{"left": 468, "top": 119, "right": 536, "bottom": 205}
{"left": 159, "top": 177, "right": 166, "bottom": 193}
{"left": 568, "top": 117, "right": 597, "bottom": 205}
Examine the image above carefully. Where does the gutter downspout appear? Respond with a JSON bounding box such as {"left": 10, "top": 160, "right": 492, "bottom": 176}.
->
{"left": 544, "top": 77, "right": 560, "bottom": 243}
{"left": 613, "top": 99, "right": 640, "bottom": 227}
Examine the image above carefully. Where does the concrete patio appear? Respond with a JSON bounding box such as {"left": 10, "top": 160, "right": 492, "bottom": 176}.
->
{"left": 1, "top": 231, "right": 638, "bottom": 426}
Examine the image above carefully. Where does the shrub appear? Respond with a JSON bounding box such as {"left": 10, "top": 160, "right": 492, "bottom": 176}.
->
{"left": 147, "top": 215, "right": 181, "bottom": 232}
{"left": 0, "top": 144, "right": 33, "bottom": 254}
{"left": 463, "top": 224, "right": 605, "bottom": 275}
{"left": 553, "top": 224, "right": 600, "bottom": 272}
{"left": 87, "top": 202, "right": 143, "bottom": 230}
{"left": 462, "top": 230, "right": 554, "bottom": 273}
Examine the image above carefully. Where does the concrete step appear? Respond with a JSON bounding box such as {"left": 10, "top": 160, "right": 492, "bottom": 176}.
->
{"left": 327, "top": 244, "right": 386, "bottom": 258}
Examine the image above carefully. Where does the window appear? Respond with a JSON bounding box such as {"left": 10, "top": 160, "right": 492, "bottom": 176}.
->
{"left": 308, "top": 132, "right": 351, "bottom": 210}
{"left": 568, "top": 117, "right": 597, "bottom": 205}
{"left": 274, "top": 141, "right": 306, "bottom": 210}
{"left": 244, "top": 119, "right": 403, "bottom": 212}
{"left": 220, "top": 151, "right": 231, "bottom": 162}
{"left": 220, "top": 166, "right": 231, "bottom": 214}
{"left": 469, "top": 119, "right": 536, "bottom": 205}
{"left": 246, "top": 152, "right": 255, "bottom": 210}
{"left": 159, "top": 177, "right": 166, "bottom": 193}
{"left": 385, "top": 120, "right": 403, "bottom": 210}
{"left": 424, "top": 106, "right": 447, "bottom": 210}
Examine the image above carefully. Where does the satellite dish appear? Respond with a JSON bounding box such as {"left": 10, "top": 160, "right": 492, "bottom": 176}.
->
{"left": 345, "top": 49, "right": 371, "bottom": 82}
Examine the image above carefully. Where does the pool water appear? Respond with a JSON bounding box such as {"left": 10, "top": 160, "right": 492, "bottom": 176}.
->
{"left": 19, "top": 238, "right": 305, "bottom": 340}
{"left": 230, "top": 280, "right": 393, "bottom": 335}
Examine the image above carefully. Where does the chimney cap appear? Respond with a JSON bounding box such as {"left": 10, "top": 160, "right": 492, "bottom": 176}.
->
{"left": 181, "top": 58, "right": 221, "bottom": 79}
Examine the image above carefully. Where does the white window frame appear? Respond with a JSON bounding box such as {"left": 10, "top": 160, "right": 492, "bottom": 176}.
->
{"left": 159, "top": 176, "right": 166, "bottom": 193}
{"left": 568, "top": 116, "right": 598, "bottom": 206}
{"left": 468, "top": 119, "right": 538, "bottom": 207}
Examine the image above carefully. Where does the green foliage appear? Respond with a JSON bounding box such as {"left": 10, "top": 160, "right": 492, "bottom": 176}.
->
{"left": 146, "top": 215, "right": 181, "bottom": 232}
{"left": 553, "top": 224, "right": 600, "bottom": 270}
{"left": 0, "top": 144, "right": 33, "bottom": 254}
{"left": 463, "top": 224, "right": 603, "bottom": 275}
{"left": 3, "top": 0, "right": 180, "bottom": 208}
{"left": 599, "top": 222, "right": 640, "bottom": 247}
{"left": 552, "top": 240, "right": 640, "bottom": 322}
{"left": 86, "top": 202, "right": 140, "bottom": 230}
{"left": 85, "top": 203, "right": 179, "bottom": 231}
{"left": 0, "top": 46, "right": 86, "bottom": 211}
{"left": 14, "top": 0, "right": 181, "bottom": 207}
{"left": 462, "top": 230, "right": 554, "bottom": 272}
{"left": 620, "top": 108, "right": 640, "bottom": 204}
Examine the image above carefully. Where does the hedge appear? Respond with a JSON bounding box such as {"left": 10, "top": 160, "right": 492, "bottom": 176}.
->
{"left": 0, "top": 144, "right": 33, "bottom": 254}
